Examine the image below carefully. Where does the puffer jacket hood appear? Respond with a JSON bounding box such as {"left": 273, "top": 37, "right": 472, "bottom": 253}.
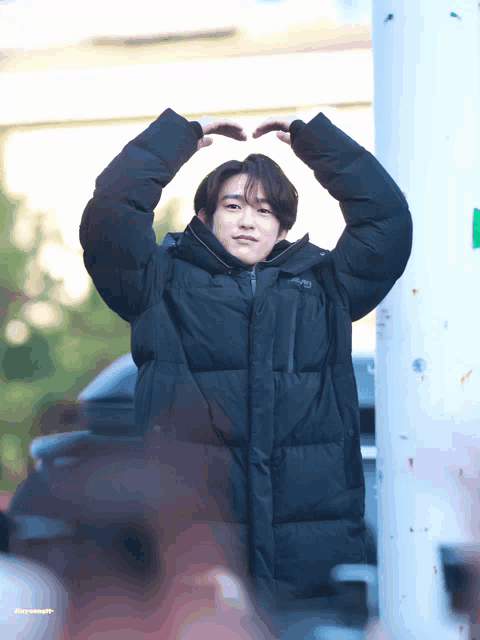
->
{"left": 170, "top": 213, "right": 314, "bottom": 276}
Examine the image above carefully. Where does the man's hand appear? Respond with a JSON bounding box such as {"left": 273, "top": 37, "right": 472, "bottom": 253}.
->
{"left": 196, "top": 116, "right": 247, "bottom": 151}
{"left": 252, "top": 115, "right": 298, "bottom": 147}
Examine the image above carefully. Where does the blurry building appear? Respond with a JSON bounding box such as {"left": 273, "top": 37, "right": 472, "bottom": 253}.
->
{"left": 0, "top": 0, "right": 375, "bottom": 350}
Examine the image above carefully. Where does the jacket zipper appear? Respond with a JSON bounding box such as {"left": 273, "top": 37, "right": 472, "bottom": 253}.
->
{"left": 250, "top": 268, "right": 256, "bottom": 296}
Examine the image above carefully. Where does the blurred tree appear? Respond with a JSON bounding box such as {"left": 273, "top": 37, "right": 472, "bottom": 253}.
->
{"left": 0, "top": 174, "right": 182, "bottom": 498}
{"left": 1, "top": 333, "right": 54, "bottom": 381}
{"left": 153, "top": 196, "right": 184, "bottom": 242}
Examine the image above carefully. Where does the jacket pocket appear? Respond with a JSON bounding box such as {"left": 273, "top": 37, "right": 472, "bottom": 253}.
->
{"left": 331, "top": 365, "right": 364, "bottom": 490}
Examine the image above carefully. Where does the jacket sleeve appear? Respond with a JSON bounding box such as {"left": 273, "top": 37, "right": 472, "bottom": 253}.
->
{"left": 290, "top": 113, "right": 413, "bottom": 322}
{"left": 79, "top": 108, "right": 202, "bottom": 322}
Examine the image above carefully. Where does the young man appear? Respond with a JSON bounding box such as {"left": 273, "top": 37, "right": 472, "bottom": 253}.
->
{"left": 79, "top": 108, "right": 412, "bottom": 619}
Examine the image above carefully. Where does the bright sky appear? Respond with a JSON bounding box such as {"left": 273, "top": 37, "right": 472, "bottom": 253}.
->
{"left": 0, "top": 0, "right": 371, "bottom": 50}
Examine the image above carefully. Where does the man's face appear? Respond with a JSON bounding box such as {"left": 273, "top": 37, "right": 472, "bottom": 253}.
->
{"left": 198, "top": 173, "right": 288, "bottom": 268}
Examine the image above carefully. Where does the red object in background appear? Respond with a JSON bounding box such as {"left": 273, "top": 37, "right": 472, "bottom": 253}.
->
{"left": 0, "top": 492, "right": 12, "bottom": 511}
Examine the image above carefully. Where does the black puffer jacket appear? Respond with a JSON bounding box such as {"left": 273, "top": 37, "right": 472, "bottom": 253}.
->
{"left": 80, "top": 108, "right": 412, "bottom": 612}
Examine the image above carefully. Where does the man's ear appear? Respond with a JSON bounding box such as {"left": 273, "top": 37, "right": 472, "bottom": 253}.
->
{"left": 276, "top": 228, "right": 288, "bottom": 243}
{"left": 197, "top": 208, "right": 210, "bottom": 228}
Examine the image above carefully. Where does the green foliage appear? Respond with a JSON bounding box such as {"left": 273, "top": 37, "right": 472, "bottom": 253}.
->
{"left": 0, "top": 247, "right": 27, "bottom": 289}
{"left": 0, "top": 384, "right": 44, "bottom": 425}
{"left": 1, "top": 333, "right": 54, "bottom": 381}
{"left": 154, "top": 196, "right": 184, "bottom": 242}
{"left": 0, "top": 175, "right": 182, "bottom": 497}
{"left": 0, "top": 435, "right": 25, "bottom": 478}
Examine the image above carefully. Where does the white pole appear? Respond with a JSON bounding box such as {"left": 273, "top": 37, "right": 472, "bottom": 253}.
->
{"left": 372, "top": 1, "right": 480, "bottom": 639}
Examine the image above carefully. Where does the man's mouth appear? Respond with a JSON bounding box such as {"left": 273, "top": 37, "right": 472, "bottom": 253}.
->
{"left": 234, "top": 236, "right": 257, "bottom": 242}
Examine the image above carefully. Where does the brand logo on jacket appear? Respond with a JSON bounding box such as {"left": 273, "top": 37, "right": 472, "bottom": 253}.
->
{"left": 289, "top": 277, "right": 312, "bottom": 289}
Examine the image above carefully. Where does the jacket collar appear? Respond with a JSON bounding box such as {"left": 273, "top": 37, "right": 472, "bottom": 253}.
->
{"left": 166, "top": 215, "right": 326, "bottom": 276}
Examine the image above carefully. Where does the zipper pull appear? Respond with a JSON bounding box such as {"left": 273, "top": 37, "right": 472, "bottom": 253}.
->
{"left": 250, "top": 269, "right": 256, "bottom": 296}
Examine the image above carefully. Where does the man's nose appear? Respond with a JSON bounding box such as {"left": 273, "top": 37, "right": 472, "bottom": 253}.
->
{"left": 238, "top": 208, "right": 255, "bottom": 225}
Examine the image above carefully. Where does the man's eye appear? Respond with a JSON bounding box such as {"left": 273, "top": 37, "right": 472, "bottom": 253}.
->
{"left": 225, "top": 204, "right": 270, "bottom": 214}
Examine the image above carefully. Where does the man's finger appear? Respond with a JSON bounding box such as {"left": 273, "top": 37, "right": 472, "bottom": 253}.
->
{"left": 276, "top": 131, "right": 291, "bottom": 146}
{"left": 252, "top": 122, "right": 290, "bottom": 139}
{"left": 196, "top": 136, "right": 213, "bottom": 151}
{"left": 212, "top": 124, "right": 247, "bottom": 141}
{"left": 203, "top": 121, "right": 246, "bottom": 138}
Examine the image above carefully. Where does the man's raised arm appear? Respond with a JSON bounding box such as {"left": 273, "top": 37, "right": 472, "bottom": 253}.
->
{"left": 79, "top": 109, "right": 246, "bottom": 322}
{"left": 253, "top": 112, "right": 413, "bottom": 322}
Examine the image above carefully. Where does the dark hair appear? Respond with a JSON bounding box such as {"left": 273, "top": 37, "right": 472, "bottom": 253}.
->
{"left": 194, "top": 153, "right": 298, "bottom": 234}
